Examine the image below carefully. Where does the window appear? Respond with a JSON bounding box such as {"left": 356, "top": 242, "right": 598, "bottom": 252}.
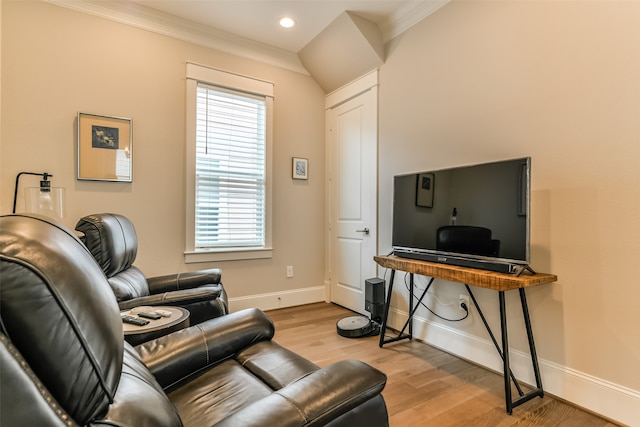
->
{"left": 185, "top": 63, "right": 273, "bottom": 262}
{"left": 195, "top": 84, "right": 265, "bottom": 248}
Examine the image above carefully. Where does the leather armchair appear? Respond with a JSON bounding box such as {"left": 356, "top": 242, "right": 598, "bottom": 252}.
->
{"left": 75, "top": 213, "right": 228, "bottom": 325}
{"left": 0, "top": 214, "right": 389, "bottom": 427}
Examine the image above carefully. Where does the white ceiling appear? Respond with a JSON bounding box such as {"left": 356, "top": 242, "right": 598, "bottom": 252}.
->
{"left": 46, "top": 0, "right": 448, "bottom": 74}
{"left": 127, "top": 0, "right": 443, "bottom": 53}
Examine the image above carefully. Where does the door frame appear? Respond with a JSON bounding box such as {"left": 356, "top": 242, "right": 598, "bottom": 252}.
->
{"left": 324, "top": 70, "right": 379, "bottom": 305}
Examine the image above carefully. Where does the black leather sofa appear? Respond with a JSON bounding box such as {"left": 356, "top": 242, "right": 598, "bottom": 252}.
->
{"left": 0, "top": 214, "right": 389, "bottom": 426}
{"left": 75, "top": 213, "right": 229, "bottom": 325}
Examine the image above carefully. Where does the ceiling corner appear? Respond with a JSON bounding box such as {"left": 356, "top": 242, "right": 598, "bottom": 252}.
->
{"left": 379, "top": 0, "right": 450, "bottom": 43}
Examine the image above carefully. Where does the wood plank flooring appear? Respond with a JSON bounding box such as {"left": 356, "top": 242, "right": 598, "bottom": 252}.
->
{"left": 265, "top": 302, "right": 621, "bottom": 427}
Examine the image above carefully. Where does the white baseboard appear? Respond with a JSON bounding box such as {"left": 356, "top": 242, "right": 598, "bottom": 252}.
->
{"left": 387, "top": 307, "right": 639, "bottom": 426}
{"left": 229, "top": 286, "right": 326, "bottom": 312}
{"left": 324, "top": 280, "right": 331, "bottom": 303}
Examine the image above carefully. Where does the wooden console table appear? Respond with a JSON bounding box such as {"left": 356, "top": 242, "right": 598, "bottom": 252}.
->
{"left": 374, "top": 255, "right": 557, "bottom": 414}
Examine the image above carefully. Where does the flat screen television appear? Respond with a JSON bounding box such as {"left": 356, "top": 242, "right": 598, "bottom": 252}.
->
{"left": 392, "top": 157, "right": 531, "bottom": 274}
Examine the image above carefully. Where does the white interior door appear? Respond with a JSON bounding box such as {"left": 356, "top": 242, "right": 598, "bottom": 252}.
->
{"left": 327, "top": 75, "right": 378, "bottom": 314}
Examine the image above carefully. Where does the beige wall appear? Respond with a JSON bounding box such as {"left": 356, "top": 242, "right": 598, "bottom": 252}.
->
{"left": 378, "top": 0, "right": 639, "bottom": 409}
{"left": 0, "top": 1, "right": 326, "bottom": 300}
{"left": 2, "top": 0, "right": 640, "bottom": 422}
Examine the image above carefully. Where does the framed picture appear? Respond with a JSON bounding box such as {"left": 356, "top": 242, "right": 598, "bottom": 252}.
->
{"left": 292, "top": 157, "right": 308, "bottom": 180}
{"left": 416, "top": 173, "right": 434, "bottom": 207}
{"left": 77, "top": 112, "right": 132, "bottom": 182}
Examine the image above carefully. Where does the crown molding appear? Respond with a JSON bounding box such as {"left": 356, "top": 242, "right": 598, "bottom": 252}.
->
{"left": 43, "top": 0, "right": 449, "bottom": 75}
{"left": 43, "top": 0, "right": 309, "bottom": 75}
{"left": 379, "top": 0, "right": 450, "bottom": 43}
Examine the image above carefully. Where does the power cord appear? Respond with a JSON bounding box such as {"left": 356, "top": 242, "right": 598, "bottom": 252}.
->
{"left": 378, "top": 267, "right": 469, "bottom": 322}
{"left": 403, "top": 273, "right": 469, "bottom": 322}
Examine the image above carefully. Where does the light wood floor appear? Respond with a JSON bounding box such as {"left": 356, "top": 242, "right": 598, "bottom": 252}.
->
{"left": 265, "top": 302, "right": 620, "bottom": 427}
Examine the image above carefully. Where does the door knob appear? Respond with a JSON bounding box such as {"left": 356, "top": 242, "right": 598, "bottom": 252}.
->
{"left": 356, "top": 227, "right": 370, "bottom": 235}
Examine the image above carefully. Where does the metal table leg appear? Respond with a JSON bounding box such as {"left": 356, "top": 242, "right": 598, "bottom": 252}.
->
{"left": 379, "top": 269, "right": 397, "bottom": 347}
{"left": 499, "top": 291, "right": 513, "bottom": 414}
{"left": 466, "top": 285, "right": 544, "bottom": 414}
{"left": 520, "top": 288, "right": 544, "bottom": 393}
{"left": 379, "top": 271, "right": 434, "bottom": 347}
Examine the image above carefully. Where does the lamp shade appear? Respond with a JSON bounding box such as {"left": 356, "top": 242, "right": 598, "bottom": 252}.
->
{"left": 25, "top": 186, "right": 65, "bottom": 220}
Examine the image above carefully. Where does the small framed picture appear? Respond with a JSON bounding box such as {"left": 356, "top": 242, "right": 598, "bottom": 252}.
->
{"left": 416, "top": 173, "right": 434, "bottom": 207}
{"left": 77, "top": 112, "right": 132, "bottom": 182}
{"left": 292, "top": 157, "right": 308, "bottom": 180}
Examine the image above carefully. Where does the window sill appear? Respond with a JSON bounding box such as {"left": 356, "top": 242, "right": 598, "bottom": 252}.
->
{"left": 184, "top": 247, "right": 273, "bottom": 263}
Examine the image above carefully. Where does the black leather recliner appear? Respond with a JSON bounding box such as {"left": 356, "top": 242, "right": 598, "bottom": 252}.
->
{"left": 75, "top": 213, "right": 228, "bottom": 325}
{"left": 0, "top": 214, "right": 389, "bottom": 426}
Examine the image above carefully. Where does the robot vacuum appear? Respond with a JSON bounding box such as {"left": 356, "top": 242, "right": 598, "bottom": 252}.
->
{"left": 336, "top": 315, "right": 380, "bottom": 338}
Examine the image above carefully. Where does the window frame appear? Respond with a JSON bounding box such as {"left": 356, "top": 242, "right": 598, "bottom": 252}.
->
{"left": 185, "top": 62, "right": 273, "bottom": 263}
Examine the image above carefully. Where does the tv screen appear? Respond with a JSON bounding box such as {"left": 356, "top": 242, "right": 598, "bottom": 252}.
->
{"left": 392, "top": 157, "right": 531, "bottom": 274}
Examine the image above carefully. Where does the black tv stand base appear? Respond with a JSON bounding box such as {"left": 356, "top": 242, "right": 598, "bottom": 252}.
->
{"left": 513, "top": 265, "right": 536, "bottom": 276}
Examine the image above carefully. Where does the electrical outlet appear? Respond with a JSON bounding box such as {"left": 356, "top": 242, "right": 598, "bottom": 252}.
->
{"left": 286, "top": 266, "right": 294, "bottom": 278}
{"left": 459, "top": 294, "right": 470, "bottom": 311}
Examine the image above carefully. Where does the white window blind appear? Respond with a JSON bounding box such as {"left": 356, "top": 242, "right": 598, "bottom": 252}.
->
{"left": 195, "top": 83, "right": 266, "bottom": 249}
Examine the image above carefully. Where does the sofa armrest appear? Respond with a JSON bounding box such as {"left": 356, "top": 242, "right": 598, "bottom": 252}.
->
{"left": 147, "top": 269, "right": 222, "bottom": 294}
{"left": 117, "top": 287, "right": 221, "bottom": 311}
{"left": 135, "top": 308, "right": 274, "bottom": 389}
{"left": 212, "top": 359, "right": 388, "bottom": 427}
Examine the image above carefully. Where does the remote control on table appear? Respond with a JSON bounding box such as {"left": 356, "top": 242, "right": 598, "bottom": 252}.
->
{"left": 129, "top": 306, "right": 153, "bottom": 315}
{"left": 154, "top": 309, "right": 172, "bottom": 317}
{"left": 138, "top": 311, "right": 162, "bottom": 320}
{"left": 121, "top": 315, "right": 150, "bottom": 326}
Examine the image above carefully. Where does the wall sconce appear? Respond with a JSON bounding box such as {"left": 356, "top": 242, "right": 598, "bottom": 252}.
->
{"left": 12, "top": 172, "right": 65, "bottom": 220}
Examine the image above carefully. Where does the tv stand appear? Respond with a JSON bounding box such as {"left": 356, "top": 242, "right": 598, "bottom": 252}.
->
{"left": 374, "top": 255, "right": 557, "bottom": 414}
{"left": 513, "top": 264, "right": 536, "bottom": 276}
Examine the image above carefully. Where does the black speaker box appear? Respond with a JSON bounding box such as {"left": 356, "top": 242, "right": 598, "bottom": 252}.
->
{"left": 365, "top": 278, "right": 385, "bottom": 323}
{"left": 365, "top": 278, "right": 385, "bottom": 303}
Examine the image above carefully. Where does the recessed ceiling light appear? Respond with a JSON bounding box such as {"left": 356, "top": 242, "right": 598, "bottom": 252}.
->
{"left": 279, "top": 17, "right": 295, "bottom": 28}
